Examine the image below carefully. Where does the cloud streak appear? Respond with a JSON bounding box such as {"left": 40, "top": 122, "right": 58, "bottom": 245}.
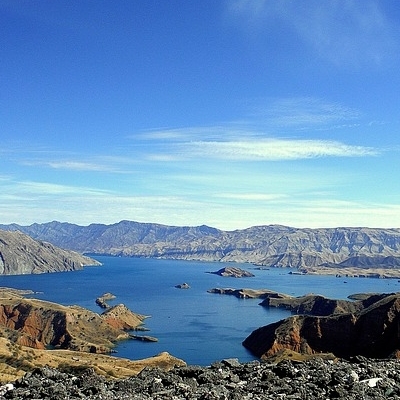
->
{"left": 258, "top": 97, "right": 360, "bottom": 128}
{"left": 184, "top": 138, "right": 378, "bottom": 161}
{"left": 213, "top": 193, "right": 287, "bottom": 201}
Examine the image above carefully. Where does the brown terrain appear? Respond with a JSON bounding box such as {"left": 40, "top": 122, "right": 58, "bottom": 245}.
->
{"left": 0, "top": 288, "right": 185, "bottom": 383}
{"left": 243, "top": 291, "right": 400, "bottom": 360}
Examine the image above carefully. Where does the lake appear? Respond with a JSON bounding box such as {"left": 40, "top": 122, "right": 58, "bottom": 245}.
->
{"left": 0, "top": 256, "right": 399, "bottom": 365}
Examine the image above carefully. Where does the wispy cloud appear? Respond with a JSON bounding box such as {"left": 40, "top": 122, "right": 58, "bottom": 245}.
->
{"left": 133, "top": 97, "right": 374, "bottom": 162}
{"left": 46, "top": 161, "right": 114, "bottom": 172}
{"left": 16, "top": 181, "right": 112, "bottom": 196}
{"left": 184, "top": 138, "right": 377, "bottom": 161}
{"left": 20, "top": 154, "right": 137, "bottom": 174}
{"left": 214, "top": 193, "right": 287, "bottom": 201}
{"left": 257, "top": 97, "right": 360, "bottom": 128}
{"left": 227, "top": 0, "right": 399, "bottom": 67}
{"left": 136, "top": 126, "right": 250, "bottom": 142}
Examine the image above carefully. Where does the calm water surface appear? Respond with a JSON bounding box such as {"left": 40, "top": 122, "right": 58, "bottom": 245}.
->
{"left": 0, "top": 256, "right": 398, "bottom": 365}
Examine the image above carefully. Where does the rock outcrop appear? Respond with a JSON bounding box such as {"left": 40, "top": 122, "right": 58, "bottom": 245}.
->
{"left": 101, "top": 304, "right": 147, "bottom": 332}
{"left": 209, "top": 287, "right": 392, "bottom": 316}
{"left": 0, "top": 229, "right": 100, "bottom": 275}
{"left": 175, "top": 283, "right": 190, "bottom": 289}
{"left": 0, "top": 290, "right": 185, "bottom": 383}
{"left": 2, "top": 221, "right": 400, "bottom": 274}
{"left": 243, "top": 292, "right": 400, "bottom": 360}
{"left": 260, "top": 293, "right": 364, "bottom": 315}
{"left": 207, "top": 287, "right": 289, "bottom": 299}
{"left": 0, "top": 290, "right": 147, "bottom": 354}
{"left": 95, "top": 292, "right": 116, "bottom": 309}
{"left": 208, "top": 266, "right": 255, "bottom": 278}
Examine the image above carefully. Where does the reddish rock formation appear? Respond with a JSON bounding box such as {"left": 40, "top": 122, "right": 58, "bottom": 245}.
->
{"left": 0, "top": 291, "right": 147, "bottom": 354}
{"left": 243, "top": 293, "right": 400, "bottom": 359}
{"left": 101, "top": 304, "right": 147, "bottom": 331}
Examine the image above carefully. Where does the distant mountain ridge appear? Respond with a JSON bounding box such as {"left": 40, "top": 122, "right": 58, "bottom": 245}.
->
{"left": 1, "top": 221, "right": 400, "bottom": 272}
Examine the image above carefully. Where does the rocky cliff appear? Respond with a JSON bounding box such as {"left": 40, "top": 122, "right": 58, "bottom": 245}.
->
{"left": 243, "top": 292, "right": 400, "bottom": 360}
{"left": 0, "top": 290, "right": 147, "bottom": 353}
{"left": 0, "top": 289, "right": 185, "bottom": 382}
{"left": 0, "top": 229, "right": 100, "bottom": 275}
{"left": 1, "top": 221, "right": 400, "bottom": 273}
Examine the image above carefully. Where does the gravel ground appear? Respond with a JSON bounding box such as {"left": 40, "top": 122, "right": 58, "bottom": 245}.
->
{"left": 1, "top": 356, "right": 400, "bottom": 399}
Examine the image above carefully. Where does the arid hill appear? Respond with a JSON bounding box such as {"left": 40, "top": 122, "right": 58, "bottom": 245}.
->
{"left": 243, "top": 292, "right": 400, "bottom": 360}
{"left": 1, "top": 221, "right": 400, "bottom": 275}
{"left": 0, "top": 289, "right": 146, "bottom": 353}
{"left": 0, "top": 229, "right": 100, "bottom": 275}
{"left": 0, "top": 288, "right": 185, "bottom": 382}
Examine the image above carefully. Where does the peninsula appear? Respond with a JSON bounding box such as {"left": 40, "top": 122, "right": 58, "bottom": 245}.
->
{"left": 0, "top": 288, "right": 184, "bottom": 382}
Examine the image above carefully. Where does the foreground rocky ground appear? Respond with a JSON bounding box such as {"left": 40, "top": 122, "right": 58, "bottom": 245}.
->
{"left": 1, "top": 356, "right": 400, "bottom": 399}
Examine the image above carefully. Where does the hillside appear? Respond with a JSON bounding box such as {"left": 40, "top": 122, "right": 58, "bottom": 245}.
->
{"left": 243, "top": 292, "right": 400, "bottom": 360}
{"left": 0, "top": 230, "right": 100, "bottom": 275}
{"left": 0, "top": 288, "right": 184, "bottom": 382}
{"left": 1, "top": 221, "right": 400, "bottom": 274}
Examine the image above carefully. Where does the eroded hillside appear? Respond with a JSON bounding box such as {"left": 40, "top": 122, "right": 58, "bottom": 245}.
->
{"left": 0, "top": 289, "right": 185, "bottom": 382}
{"left": 0, "top": 229, "right": 100, "bottom": 275}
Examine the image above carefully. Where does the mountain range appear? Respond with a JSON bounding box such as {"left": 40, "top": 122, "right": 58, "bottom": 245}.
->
{"left": 1, "top": 220, "right": 400, "bottom": 273}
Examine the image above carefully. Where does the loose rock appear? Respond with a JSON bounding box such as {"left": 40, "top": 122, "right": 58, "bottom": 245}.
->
{"left": 2, "top": 357, "right": 400, "bottom": 399}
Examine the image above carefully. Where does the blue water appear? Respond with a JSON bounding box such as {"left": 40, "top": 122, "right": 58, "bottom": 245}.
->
{"left": 0, "top": 256, "right": 399, "bottom": 365}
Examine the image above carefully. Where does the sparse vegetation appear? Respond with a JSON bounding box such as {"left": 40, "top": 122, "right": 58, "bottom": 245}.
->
{"left": 0, "top": 289, "right": 184, "bottom": 383}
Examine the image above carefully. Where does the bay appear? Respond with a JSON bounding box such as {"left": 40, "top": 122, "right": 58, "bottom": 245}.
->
{"left": 0, "top": 256, "right": 399, "bottom": 365}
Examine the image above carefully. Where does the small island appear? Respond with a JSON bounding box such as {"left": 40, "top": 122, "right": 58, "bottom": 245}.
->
{"left": 208, "top": 266, "right": 255, "bottom": 278}
{"left": 175, "top": 283, "right": 190, "bottom": 289}
{"left": 208, "top": 288, "right": 288, "bottom": 299}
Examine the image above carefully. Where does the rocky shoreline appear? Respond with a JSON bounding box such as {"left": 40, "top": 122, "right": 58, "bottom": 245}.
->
{"left": 1, "top": 356, "right": 400, "bottom": 399}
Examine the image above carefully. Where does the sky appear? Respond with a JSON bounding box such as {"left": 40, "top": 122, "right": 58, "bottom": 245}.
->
{"left": 1, "top": 0, "right": 400, "bottom": 230}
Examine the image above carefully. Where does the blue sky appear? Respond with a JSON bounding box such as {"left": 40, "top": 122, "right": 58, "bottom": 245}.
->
{"left": 1, "top": 0, "right": 400, "bottom": 230}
